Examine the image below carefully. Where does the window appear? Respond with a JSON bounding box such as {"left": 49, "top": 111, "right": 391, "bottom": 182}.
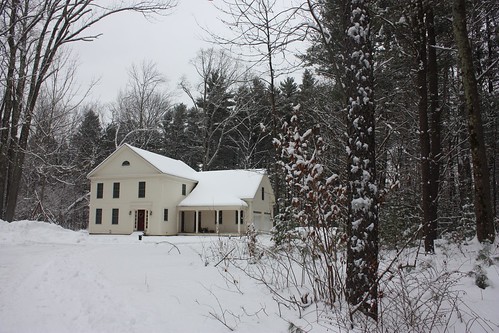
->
{"left": 261, "top": 187, "right": 265, "bottom": 200}
{"left": 97, "top": 183, "right": 103, "bottom": 199}
{"left": 95, "top": 209, "right": 102, "bottom": 224}
{"left": 182, "top": 184, "right": 186, "bottom": 196}
{"left": 112, "top": 209, "right": 119, "bottom": 225}
{"left": 138, "top": 181, "right": 146, "bottom": 198}
{"left": 239, "top": 211, "right": 244, "bottom": 224}
{"left": 163, "top": 209, "right": 168, "bottom": 221}
{"left": 113, "top": 182, "right": 120, "bottom": 198}
{"left": 218, "top": 210, "right": 223, "bottom": 224}
{"left": 122, "top": 160, "right": 130, "bottom": 166}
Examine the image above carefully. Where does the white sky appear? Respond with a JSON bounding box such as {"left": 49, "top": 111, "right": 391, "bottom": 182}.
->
{"left": 71, "top": 0, "right": 307, "bottom": 111}
{"left": 72, "top": 0, "right": 223, "bottom": 107}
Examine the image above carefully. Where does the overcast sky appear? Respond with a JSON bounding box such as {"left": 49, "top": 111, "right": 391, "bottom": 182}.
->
{"left": 71, "top": 0, "right": 307, "bottom": 112}
{"left": 72, "top": 0, "right": 223, "bottom": 108}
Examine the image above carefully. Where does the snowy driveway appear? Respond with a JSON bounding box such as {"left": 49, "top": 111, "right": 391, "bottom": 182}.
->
{"left": 0, "top": 221, "right": 285, "bottom": 333}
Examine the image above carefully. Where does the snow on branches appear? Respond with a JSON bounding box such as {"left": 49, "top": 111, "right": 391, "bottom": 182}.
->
{"left": 273, "top": 112, "right": 346, "bottom": 306}
{"left": 275, "top": 113, "right": 344, "bottom": 232}
{"left": 344, "top": 0, "right": 379, "bottom": 321}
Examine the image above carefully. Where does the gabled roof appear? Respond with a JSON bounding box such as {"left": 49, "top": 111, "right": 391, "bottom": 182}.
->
{"left": 126, "top": 144, "right": 197, "bottom": 180}
{"left": 87, "top": 144, "right": 197, "bottom": 181}
{"left": 88, "top": 144, "right": 269, "bottom": 208}
{"left": 179, "top": 169, "right": 266, "bottom": 208}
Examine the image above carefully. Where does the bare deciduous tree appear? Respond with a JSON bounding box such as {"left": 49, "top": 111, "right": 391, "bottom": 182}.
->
{"left": 112, "top": 60, "right": 172, "bottom": 149}
{"left": 181, "top": 48, "right": 241, "bottom": 170}
{"left": 211, "top": 0, "right": 308, "bottom": 204}
{"left": 0, "top": 0, "right": 177, "bottom": 221}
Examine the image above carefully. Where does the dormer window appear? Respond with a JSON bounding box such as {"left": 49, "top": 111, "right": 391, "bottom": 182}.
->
{"left": 122, "top": 161, "right": 130, "bottom": 166}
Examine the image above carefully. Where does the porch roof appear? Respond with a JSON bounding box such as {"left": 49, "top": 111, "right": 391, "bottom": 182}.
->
{"left": 178, "top": 169, "right": 265, "bottom": 208}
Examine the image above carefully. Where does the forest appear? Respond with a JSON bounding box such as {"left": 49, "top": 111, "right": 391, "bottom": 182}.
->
{"left": 0, "top": 0, "right": 498, "bottom": 327}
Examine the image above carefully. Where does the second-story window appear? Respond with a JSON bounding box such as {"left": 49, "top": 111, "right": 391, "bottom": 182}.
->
{"left": 182, "top": 184, "right": 186, "bottom": 196}
{"left": 138, "top": 181, "right": 146, "bottom": 198}
{"left": 97, "top": 183, "right": 103, "bottom": 199}
{"left": 113, "top": 182, "right": 120, "bottom": 198}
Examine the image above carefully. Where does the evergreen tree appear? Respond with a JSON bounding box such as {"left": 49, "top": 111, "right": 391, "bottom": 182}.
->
{"left": 452, "top": 0, "right": 496, "bottom": 243}
{"left": 344, "top": 0, "right": 378, "bottom": 320}
{"left": 162, "top": 103, "right": 192, "bottom": 161}
{"left": 196, "top": 70, "right": 236, "bottom": 170}
{"left": 231, "top": 78, "right": 273, "bottom": 169}
{"left": 72, "top": 109, "right": 103, "bottom": 175}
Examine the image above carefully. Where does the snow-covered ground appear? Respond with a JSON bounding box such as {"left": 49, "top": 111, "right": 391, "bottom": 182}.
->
{"left": 0, "top": 220, "right": 498, "bottom": 332}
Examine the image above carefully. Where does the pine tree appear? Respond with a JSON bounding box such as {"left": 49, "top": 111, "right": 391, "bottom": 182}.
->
{"left": 72, "top": 109, "right": 103, "bottom": 173}
{"left": 452, "top": 0, "right": 495, "bottom": 243}
{"left": 196, "top": 70, "right": 236, "bottom": 170}
{"left": 344, "top": 0, "right": 379, "bottom": 321}
{"left": 162, "top": 103, "right": 191, "bottom": 161}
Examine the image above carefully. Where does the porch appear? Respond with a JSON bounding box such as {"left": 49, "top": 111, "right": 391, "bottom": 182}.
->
{"left": 178, "top": 208, "right": 246, "bottom": 235}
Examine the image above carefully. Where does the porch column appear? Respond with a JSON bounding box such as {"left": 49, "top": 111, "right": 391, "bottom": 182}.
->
{"left": 195, "top": 210, "right": 199, "bottom": 233}
{"left": 237, "top": 209, "right": 241, "bottom": 235}
{"left": 215, "top": 210, "right": 219, "bottom": 234}
{"left": 177, "top": 210, "right": 180, "bottom": 234}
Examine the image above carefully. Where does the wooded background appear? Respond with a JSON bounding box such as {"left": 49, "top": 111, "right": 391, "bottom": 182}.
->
{"left": 0, "top": 0, "right": 497, "bottom": 250}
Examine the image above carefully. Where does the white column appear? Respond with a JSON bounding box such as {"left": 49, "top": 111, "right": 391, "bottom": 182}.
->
{"left": 177, "top": 210, "right": 180, "bottom": 234}
{"left": 237, "top": 209, "right": 241, "bottom": 235}
{"left": 215, "top": 210, "right": 219, "bottom": 233}
{"left": 195, "top": 210, "right": 199, "bottom": 233}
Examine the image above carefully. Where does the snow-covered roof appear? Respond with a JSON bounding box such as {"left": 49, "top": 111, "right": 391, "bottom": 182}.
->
{"left": 87, "top": 144, "right": 197, "bottom": 180}
{"left": 179, "top": 169, "right": 266, "bottom": 208}
{"left": 88, "top": 144, "right": 268, "bottom": 208}
{"left": 126, "top": 144, "right": 197, "bottom": 180}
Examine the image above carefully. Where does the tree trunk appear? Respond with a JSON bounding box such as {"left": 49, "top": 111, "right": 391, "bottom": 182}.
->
{"left": 0, "top": 1, "right": 19, "bottom": 218}
{"left": 427, "top": 6, "right": 441, "bottom": 249}
{"left": 452, "top": 0, "right": 495, "bottom": 243}
{"left": 414, "top": 0, "right": 434, "bottom": 253}
{"left": 344, "top": 0, "right": 378, "bottom": 321}
{"left": 0, "top": 0, "right": 176, "bottom": 221}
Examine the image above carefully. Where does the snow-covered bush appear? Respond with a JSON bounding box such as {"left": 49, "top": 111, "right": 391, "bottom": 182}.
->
{"left": 272, "top": 113, "right": 347, "bottom": 307}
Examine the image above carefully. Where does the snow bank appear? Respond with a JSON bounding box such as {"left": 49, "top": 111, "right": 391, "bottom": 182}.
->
{"left": 0, "top": 220, "right": 88, "bottom": 245}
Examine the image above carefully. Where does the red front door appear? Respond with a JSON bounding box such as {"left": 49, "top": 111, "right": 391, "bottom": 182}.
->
{"left": 137, "top": 210, "right": 145, "bottom": 231}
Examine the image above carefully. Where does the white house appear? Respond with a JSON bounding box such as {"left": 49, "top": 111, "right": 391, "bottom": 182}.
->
{"left": 87, "top": 144, "right": 275, "bottom": 235}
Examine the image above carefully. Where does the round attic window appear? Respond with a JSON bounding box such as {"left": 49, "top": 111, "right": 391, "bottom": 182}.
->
{"left": 122, "top": 160, "right": 130, "bottom": 166}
